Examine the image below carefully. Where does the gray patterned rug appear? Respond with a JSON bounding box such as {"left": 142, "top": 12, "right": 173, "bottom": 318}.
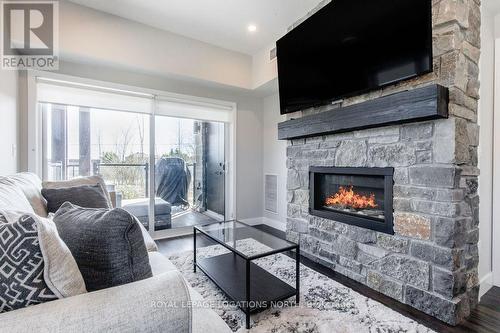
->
{"left": 168, "top": 239, "right": 435, "bottom": 333}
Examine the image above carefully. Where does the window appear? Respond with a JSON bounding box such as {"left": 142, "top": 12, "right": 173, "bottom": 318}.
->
{"left": 37, "top": 77, "right": 234, "bottom": 237}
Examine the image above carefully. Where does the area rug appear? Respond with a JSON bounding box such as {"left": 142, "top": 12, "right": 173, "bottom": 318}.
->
{"left": 168, "top": 239, "right": 435, "bottom": 333}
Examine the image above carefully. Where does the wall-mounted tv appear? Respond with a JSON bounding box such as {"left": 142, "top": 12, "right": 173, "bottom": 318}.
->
{"left": 276, "top": 0, "right": 433, "bottom": 115}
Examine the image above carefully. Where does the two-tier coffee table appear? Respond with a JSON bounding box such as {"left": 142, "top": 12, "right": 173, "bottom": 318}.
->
{"left": 193, "top": 220, "right": 300, "bottom": 329}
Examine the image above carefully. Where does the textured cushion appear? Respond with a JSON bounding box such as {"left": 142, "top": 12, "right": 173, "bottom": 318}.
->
{"left": 0, "top": 215, "right": 58, "bottom": 313}
{"left": 0, "top": 179, "right": 35, "bottom": 214}
{"left": 43, "top": 175, "right": 113, "bottom": 208}
{"left": 42, "top": 184, "right": 111, "bottom": 213}
{"left": 1, "top": 173, "right": 47, "bottom": 217}
{"left": 53, "top": 202, "right": 153, "bottom": 291}
{"left": 0, "top": 210, "right": 87, "bottom": 299}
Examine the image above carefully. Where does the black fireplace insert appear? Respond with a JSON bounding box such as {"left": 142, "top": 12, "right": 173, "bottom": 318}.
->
{"left": 309, "top": 167, "right": 394, "bottom": 234}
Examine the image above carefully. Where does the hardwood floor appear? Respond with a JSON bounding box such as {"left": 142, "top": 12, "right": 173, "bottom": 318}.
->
{"left": 156, "top": 224, "right": 500, "bottom": 333}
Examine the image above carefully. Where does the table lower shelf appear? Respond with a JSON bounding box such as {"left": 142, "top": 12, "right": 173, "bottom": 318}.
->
{"left": 196, "top": 252, "right": 296, "bottom": 312}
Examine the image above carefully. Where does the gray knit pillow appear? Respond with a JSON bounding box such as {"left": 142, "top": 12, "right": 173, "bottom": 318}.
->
{"left": 53, "top": 202, "right": 152, "bottom": 291}
{"left": 42, "top": 184, "right": 111, "bottom": 213}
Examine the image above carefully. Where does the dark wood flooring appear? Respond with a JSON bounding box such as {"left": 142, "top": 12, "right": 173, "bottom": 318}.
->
{"left": 156, "top": 224, "right": 500, "bottom": 333}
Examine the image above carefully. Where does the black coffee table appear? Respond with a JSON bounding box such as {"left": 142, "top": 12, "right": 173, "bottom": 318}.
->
{"left": 193, "top": 220, "right": 300, "bottom": 329}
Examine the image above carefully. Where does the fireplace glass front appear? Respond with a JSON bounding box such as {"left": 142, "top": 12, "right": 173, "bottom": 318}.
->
{"left": 309, "top": 167, "right": 394, "bottom": 234}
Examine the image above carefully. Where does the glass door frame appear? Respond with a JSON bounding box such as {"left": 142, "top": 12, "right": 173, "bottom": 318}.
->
{"left": 148, "top": 99, "right": 235, "bottom": 239}
{"left": 29, "top": 70, "right": 237, "bottom": 240}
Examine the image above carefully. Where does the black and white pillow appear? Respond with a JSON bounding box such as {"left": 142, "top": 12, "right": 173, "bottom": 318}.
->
{"left": 0, "top": 215, "right": 58, "bottom": 313}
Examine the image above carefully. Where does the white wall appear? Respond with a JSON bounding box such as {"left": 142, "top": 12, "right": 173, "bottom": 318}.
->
{"left": 0, "top": 69, "right": 18, "bottom": 175}
{"left": 58, "top": 1, "right": 253, "bottom": 89}
{"left": 252, "top": 45, "right": 278, "bottom": 89}
{"left": 478, "top": 7, "right": 496, "bottom": 295}
{"left": 262, "top": 93, "right": 287, "bottom": 227}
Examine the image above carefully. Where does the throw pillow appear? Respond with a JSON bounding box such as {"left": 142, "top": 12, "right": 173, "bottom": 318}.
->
{"left": 42, "top": 184, "right": 111, "bottom": 213}
{"left": 0, "top": 210, "right": 87, "bottom": 301}
{"left": 0, "top": 215, "right": 57, "bottom": 313}
{"left": 42, "top": 175, "right": 113, "bottom": 208}
{"left": 53, "top": 202, "right": 153, "bottom": 291}
{"left": 0, "top": 213, "right": 86, "bottom": 313}
{"left": 2, "top": 173, "right": 48, "bottom": 217}
{"left": 0, "top": 179, "right": 36, "bottom": 214}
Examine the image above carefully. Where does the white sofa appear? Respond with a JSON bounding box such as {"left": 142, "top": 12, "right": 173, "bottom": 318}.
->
{"left": 0, "top": 173, "right": 231, "bottom": 333}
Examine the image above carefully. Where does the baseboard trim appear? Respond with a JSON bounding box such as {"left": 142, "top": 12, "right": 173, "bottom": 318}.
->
{"left": 479, "top": 272, "right": 493, "bottom": 298}
{"left": 240, "top": 217, "right": 286, "bottom": 231}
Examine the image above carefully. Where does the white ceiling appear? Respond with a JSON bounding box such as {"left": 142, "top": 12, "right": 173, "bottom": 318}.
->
{"left": 67, "top": 0, "right": 323, "bottom": 55}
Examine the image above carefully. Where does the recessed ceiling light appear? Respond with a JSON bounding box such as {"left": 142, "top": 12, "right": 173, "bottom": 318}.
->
{"left": 247, "top": 24, "right": 257, "bottom": 32}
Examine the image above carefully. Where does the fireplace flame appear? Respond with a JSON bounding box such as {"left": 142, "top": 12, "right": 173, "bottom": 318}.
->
{"left": 325, "top": 186, "right": 378, "bottom": 210}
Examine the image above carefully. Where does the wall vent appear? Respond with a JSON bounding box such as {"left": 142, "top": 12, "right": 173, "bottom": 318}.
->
{"left": 265, "top": 174, "right": 278, "bottom": 213}
{"left": 269, "top": 47, "right": 277, "bottom": 61}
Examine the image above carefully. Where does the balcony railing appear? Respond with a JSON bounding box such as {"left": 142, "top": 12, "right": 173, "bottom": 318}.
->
{"left": 93, "top": 162, "right": 149, "bottom": 197}
{"left": 47, "top": 160, "right": 196, "bottom": 205}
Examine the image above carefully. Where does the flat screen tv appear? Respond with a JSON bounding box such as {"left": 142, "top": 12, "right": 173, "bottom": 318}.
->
{"left": 276, "top": 0, "right": 433, "bottom": 114}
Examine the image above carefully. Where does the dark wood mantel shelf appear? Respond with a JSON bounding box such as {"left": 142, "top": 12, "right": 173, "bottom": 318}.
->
{"left": 277, "top": 84, "right": 449, "bottom": 140}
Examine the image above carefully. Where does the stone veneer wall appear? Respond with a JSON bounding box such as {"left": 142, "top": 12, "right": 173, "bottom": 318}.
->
{"left": 285, "top": 0, "right": 481, "bottom": 325}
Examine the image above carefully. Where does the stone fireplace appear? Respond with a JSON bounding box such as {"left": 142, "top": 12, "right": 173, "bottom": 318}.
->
{"left": 309, "top": 167, "right": 394, "bottom": 234}
{"left": 283, "top": 0, "right": 480, "bottom": 326}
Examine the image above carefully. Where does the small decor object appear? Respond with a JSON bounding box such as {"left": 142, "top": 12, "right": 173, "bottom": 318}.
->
{"left": 53, "top": 202, "right": 153, "bottom": 291}
{"left": 0, "top": 215, "right": 58, "bottom": 313}
{"left": 42, "top": 184, "right": 111, "bottom": 213}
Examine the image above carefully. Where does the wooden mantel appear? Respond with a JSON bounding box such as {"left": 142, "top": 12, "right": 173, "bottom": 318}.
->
{"left": 277, "top": 84, "right": 449, "bottom": 140}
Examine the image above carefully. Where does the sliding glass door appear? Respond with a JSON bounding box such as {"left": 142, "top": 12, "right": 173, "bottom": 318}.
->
{"left": 153, "top": 115, "right": 225, "bottom": 232}
{"left": 38, "top": 78, "right": 232, "bottom": 238}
